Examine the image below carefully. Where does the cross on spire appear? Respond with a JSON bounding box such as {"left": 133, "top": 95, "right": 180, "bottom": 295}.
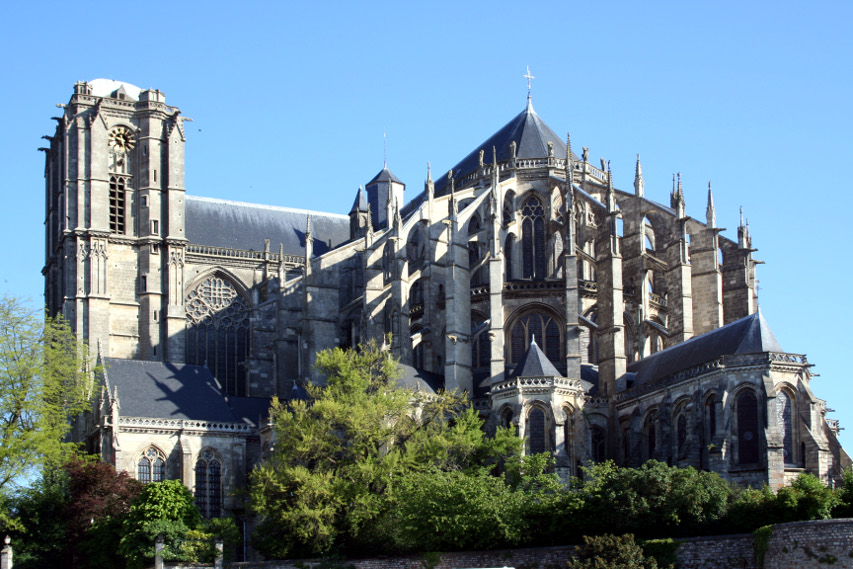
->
{"left": 523, "top": 66, "right": 535, "bottom": 101}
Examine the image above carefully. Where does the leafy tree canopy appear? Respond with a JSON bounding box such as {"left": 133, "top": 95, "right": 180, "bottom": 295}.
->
{"left": 0, "top": 297, "right": 95, "bottom": 529}
{"left": 250, "top": 340, "right": 522, "bottom": 558}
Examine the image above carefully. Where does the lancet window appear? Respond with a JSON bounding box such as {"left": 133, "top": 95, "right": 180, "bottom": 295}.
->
{"left": 195, "top": 449, "right": 222, "bottom": 518}
{"left": 737, "top": 390, "right": 760, "bottom": 465}
{"left": 109, "top": 176, "right": 127, "bottom": 234}
{"left": 521, "top": 195, "right": 546, "bottom": 279}
{"left": 778, "top": 391, "right": 795, "bottom": 465}
{"left": 509, "top": 311, "right": 561, "bottom": 365}
{"left": 185, "top": 275, "right": 250, "bottom": 396}
{"left": 528, "top": 407, "right": 547, "bottom": 455}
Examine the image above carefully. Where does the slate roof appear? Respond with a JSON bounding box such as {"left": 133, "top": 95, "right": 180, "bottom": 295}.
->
{"left": 185, "top": 196, "right": 350, "bottom": 257}
{"left": 227, "top": 396, "right": 272, "bottom": 428}
{"left": 367, "top": 167, "right": 404, "bottom": 185}
{"left": 349, "top": 187, "right": 368, "bottom": 214}
{"left": 397, "top": 363, "right": 443, "bottom": 395}
{"left": 509, "top": 339, "right": 562, "bottom": 378}
{"left": 103, "top": 358, "right": 236, "bottom": 422}
{"left": 431, "top": 100, "right": 579, "bottom": 197}
{"left": 624, "top": 311, "right": 783, "bottom": 389}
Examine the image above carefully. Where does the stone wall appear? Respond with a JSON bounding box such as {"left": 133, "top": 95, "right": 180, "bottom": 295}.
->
{"left": 764, "top": 519, "right": 853, "bottom": 569}
{"left": 228, "top": 519, "right": 853, "bottom": 569}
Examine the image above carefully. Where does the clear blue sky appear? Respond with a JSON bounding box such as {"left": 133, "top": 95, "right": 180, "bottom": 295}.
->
{"left": 2, "top": 1, "right": 851, "bottom": 444}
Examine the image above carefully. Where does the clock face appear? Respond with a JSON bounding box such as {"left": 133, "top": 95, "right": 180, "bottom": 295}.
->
{"left": 109, "top": 127, "right": 136, "bottom": 153}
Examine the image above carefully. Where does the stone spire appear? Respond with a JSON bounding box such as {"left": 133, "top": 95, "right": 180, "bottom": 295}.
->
{"left": 671, "top": 173, "right": 685, "bottom": 219}
{"left": 606, "top": 161, "right": 616, "bottom": 212}
{"left": 634, "top": 154, "right": 644, "bottom": 197}
{"left": 706, "top": 181, "right": 716, "bottom": 228}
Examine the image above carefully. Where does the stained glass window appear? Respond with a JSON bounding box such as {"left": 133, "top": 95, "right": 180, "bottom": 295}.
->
{"left": 521, "top": 196, "right": 546, "bottom": 279}
{"left": 510, "top": 312, "right": 561, "bottom": 364}
{"left": 195, "top": 449, "right": 222, "bottom": 518}
{"left": 185, "top": 275, "right": 250, "bottom": 396}
{"left": 528, "top": 408, "right": 547, "bottom": 455}
{"left": 737, "top": 390, "right": 760, "bottom": 465}
{"left": 137, "top": 447, "right": 166, "bottom": 483}
{"left": 778, "top": 391, "right": 794, "bottom": 465}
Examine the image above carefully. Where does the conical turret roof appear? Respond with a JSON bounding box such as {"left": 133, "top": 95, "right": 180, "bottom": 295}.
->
{"left": 509, "top": 337, "right": 562, "bottom": 378}
{"left": 350, "top": 187, "right": 368, "bottom": 214}
{"left": 367, "top": 166, "right": 403, "bottom": 186}
{"left": 433, "top": 99, "right": 578, "bottom": 196}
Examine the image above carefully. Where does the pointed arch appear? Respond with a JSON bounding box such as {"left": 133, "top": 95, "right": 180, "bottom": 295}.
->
{"left": 736, "top": 388, "right": 760, "bottom": 465}
{"left": 195, "top": 448, "right": 223, "bottom": 518}
{"left": 137, "top": 446, "right": 167, "bottom": 483}
{"left": 185, "top": 272, "right": 251, "bottom": 396}
{"left": 520, "top": 194, "right": 546, "bottom": 279}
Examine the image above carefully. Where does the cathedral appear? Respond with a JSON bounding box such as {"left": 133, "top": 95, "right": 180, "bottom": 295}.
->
{"left": 42, "top": 79, "right": 849, "bottom": 522}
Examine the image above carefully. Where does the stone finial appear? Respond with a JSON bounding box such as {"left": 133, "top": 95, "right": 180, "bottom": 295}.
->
{"left": 509, "top": 140, "right": 517, "bottom": 160}
{"left": 479, "top": 149, "right": 485, "bottom": 168}
{"left": 634, "top": 154, "right": 644, "bottom": 197}
{"left": 706, "top": 181, "right": 716, "bottom": 228}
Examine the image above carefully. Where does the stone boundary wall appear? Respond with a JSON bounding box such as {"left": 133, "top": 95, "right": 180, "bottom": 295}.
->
{"left": 230, "top": 519, "right": 853, "bottom": 569}
{"left": 764, "top": 518, "right": 853, "bottom": 568}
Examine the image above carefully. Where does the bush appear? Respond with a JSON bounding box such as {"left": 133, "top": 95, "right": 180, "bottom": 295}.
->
{"left": 567, "top": 534, "right": 667, "bottom": 569}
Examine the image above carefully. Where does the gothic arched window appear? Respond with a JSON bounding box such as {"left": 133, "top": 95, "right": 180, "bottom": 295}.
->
{"left": 677, "top": 413, "right": 687, "bottom": 457}
{"left": 778, "top": 391, "right": 794, "bottom": 465}
{"left": 137, "top": 447, "right": 166, "bottom": 483}
{"left": 521, "top": 196, "right": 546, "bottom": 279}
{"left": 407, "top": 225, "right": 425, "bottom": 267}
{"left": 468, "top": 213, "right": 481, "bottom": 235}
{"left": 503, "top": 191, "right": 515, "bottom": 227}
{"left": 382, "top": 242, "right": 394, "bottom": 283}
{"left": 185, "top": 275, "right": 250, "bottom": 396}
{"left": 528, "top": 407, "right": 547, "bottom": 455}
{"left": 195, "top": 449, "right": 222, "bottom": 518}
{"left": 504, "top": 235, "right": 515, "bottom": 280}
{"left": 509, "top": 311, "right": 561, "bottom": 365}
{"left": 737, "top": 390, "right": 760, "bottom": 465}
{"left": 591, "top": 425, "right": 606, "bottom": 462}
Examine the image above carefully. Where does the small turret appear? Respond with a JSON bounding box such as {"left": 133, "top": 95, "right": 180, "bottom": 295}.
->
{"left": 365, "top": 166, "right": 405, "bottom": 230}
{"left": 349, "top": 186, "right": 370, "bottom": 239}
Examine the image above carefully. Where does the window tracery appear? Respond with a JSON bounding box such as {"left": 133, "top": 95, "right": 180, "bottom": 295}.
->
{"left": 137, "top": 447, "right": 166, "bottom": 483}
{"left": 509, "top": 310, "right": 561, "bottom": 365}
{"left": 195, "top": 449, "right": 222, "bottom": 518}
{"left": 521, "top": 196, "right": 546, "bottom": 279}
{"left": 185, "top": 275, "right": 250, "bottom": 396}
{"left": 528, "top": 407, "right": 547, "bottom": 455}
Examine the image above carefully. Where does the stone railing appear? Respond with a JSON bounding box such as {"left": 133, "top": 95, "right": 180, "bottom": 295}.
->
{"left": 503, "top": 280, "right": 564, "bottom": 294}
{"left": 649, "top": 292, "right": 668, "bottom": 308}
{"left": 119, "top": 417, "right": 254, "bottom": 433}
{"left": 580, "top": 279, "right": 598, "bottom": 294}
{"left": 186, "top": 244, "right": 303, "bottom": 265}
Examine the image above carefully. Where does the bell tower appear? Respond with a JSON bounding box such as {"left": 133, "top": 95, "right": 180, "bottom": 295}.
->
{"left": 42, "top": 80, "right": 188, "bottom": 361}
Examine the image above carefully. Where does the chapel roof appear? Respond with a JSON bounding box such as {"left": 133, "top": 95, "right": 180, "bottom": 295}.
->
{"left": 509, "top": 339, "right": 562, "bottom": 378}
{"left": 102, "top": 358, "right": 236, "bottom": 422}
{"left": 431, "top": 99, "right": 578, "bottom": 196}
{"left": 624, "top": 311, "right": 784, "bottom": 388}
{"left": 87, "top": 79, "right": 143, "bottom": 100}
{"left": 185, "top": 195, "right": 350, "bottom": 257}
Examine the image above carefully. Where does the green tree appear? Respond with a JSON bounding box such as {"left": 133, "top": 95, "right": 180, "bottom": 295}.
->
{"left": 249, "top": 340, "right": 522, "bottom": 558}
{"left": 0, "top": 297, "right": 95, "bottom": 529}
{"left": 577, "top": 460, "right": 730, "bottom": 537}
{"left": 118, "top": 480, "right": 202, "bottom": 569}
{"left": 567, "top": 534, "right": 665, "bottom": 569}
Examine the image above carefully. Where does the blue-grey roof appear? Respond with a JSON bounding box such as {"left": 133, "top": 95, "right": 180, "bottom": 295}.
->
{"left": 185, "top": 196, "right": 350, "bottom": 256}
{"left": 431, "top": 100, "right": 578, "bottom": 196}
{"left": 509, "top": 339, "right": 562, "bottom": 378}
{"left": 104, "top": 358, "right": 236, "bottom": 422}
{"left": 625, "top": 311, "right": 783, "bottom": 389}
{"left": 349, "top": 187, "right": 368, "bottom": 214}
{"left": 397, "top": 363, "right": 443, "bottom": 395}
{"left": 367, "top": 167, "right": 404, "bottom": 186}
{"left": 227, "top": 396, "right": 271, "bottom": 428}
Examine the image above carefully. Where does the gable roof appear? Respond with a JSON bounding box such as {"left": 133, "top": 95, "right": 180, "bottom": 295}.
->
{"left": 625, "top": 311, "right": 783, "bottom": 388}
{"left": 185, "top": 196, "right": 349, "bottom": 256}
{"left": 509, "top": 339, "right": 562, "bottom": 378}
